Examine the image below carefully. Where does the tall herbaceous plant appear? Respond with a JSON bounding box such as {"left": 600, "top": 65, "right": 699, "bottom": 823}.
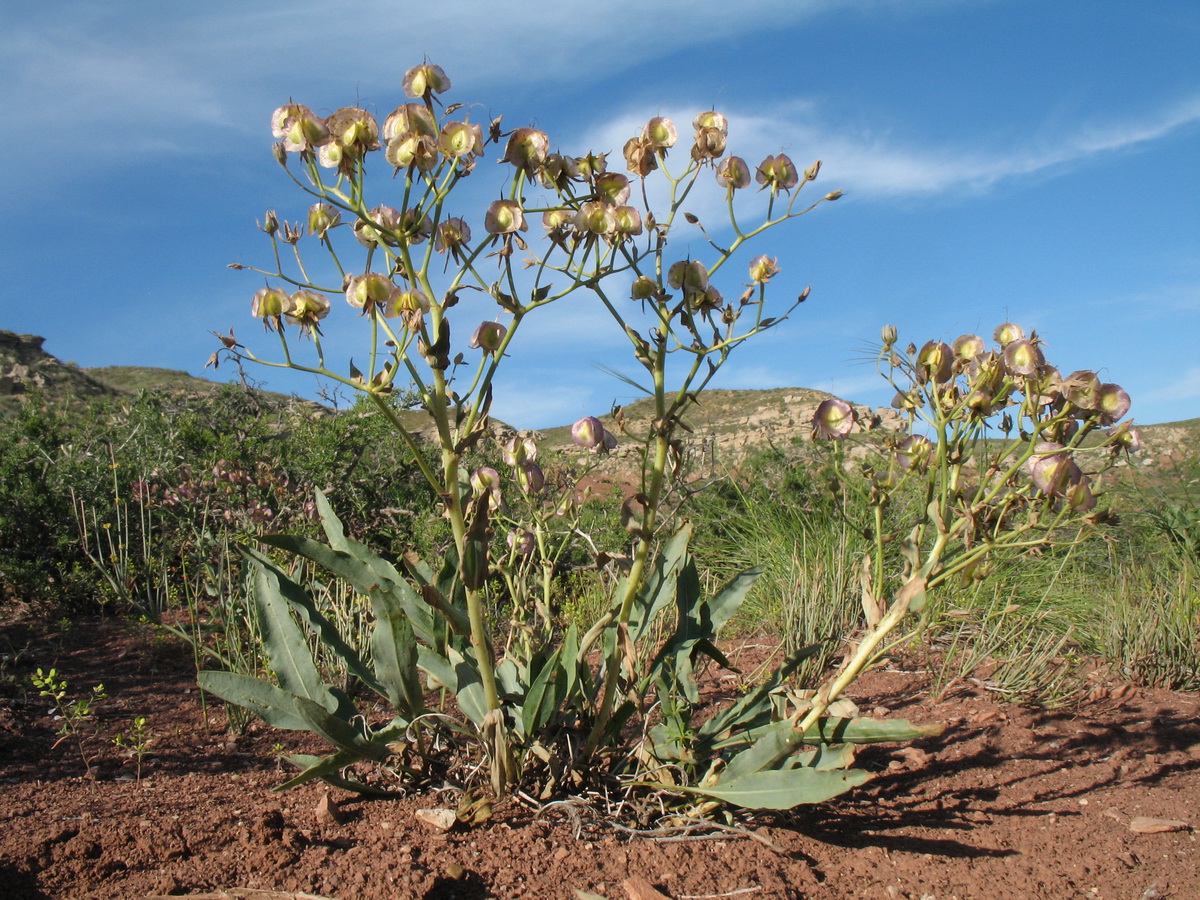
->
{"left": 202, "top": 62, "right": 1133, "bottom": 816}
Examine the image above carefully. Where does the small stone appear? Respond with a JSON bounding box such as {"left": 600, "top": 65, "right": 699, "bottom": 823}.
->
{"left": 315, "top": 792, "right": 342, "bottom": 826}
{"left": 622, "top": 875, "right": 671, "bottom": 900}
{"left": 1129, "top": 817, "right": 1189, "bottom": 834}
{"left": 415, "top": 808, "right": 457, "bottom": 832}
{"left": 445, "top": 862, "right": 465, "bottom": 880}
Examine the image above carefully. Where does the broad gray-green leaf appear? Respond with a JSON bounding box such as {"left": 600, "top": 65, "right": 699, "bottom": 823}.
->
{"left": 292, "top": 696, "right": 390, "bottom": 762}
{"left": 521, "top": 648, "right": 564, "bottom": 738}
{"left": 246, "top": 554, "right": 334, "bottom": 712}
{"left": 686, "top": 766, "right": 872, "bottom": 809}
{"left": 807, "top": 716, "right": 944, "bottom": 744}
{"left": 197, "top": 671, "right": 308, "bottom": 731}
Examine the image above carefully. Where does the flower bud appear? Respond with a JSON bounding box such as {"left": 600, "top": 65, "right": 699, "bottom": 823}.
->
{"left": 881, "top": 324, "right": 899, "bottom": 349}
{"left": 468, "top": 321, "right": 507, "bottom": 355}
{"left": 259, "top": 210, "right": 279, "bottom": 235}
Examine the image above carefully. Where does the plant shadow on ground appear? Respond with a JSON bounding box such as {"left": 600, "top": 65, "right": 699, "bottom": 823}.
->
{"left": 773, "top": 680, "right": 1200, "bottom": 864}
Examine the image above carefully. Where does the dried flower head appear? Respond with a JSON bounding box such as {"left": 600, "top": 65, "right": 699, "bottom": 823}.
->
{"left": 623, "top": 136, "right": 658, "bottom": 177}
{"left": 642, "top": 117, "right": 678, "bottom": 149}
{"left": 354, "top": 206, "right": 403, "bottom": 247}
{"left": 435, "top": 218, "right": 472, "bottom": 256}
{"left": 308, "top": 203, "right": 341, "bottom": 239}
{"left": 251, "top": 287, "right": 290, "bottom": 328}
{"left": 344, "top": 272, "right": 399, "bottom": 312}
{"left": 1096, "top": 383, "right": 1131, "bottom": 423}
{"left": 1002, "top": 339, "right": 1045, "bottom": 377}
{"left": 285, "top": 290, "right": 330, "bottom": 333}
{"left": 916, "top": 340, "right": 954, "bottom": 384}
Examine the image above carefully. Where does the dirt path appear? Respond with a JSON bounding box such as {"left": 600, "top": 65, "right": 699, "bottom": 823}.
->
{"left": 1, "top": 618, "right": 1196, "bottom": 899}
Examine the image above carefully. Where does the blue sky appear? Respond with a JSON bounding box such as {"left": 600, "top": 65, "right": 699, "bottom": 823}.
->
{"left": 1, "top": 0, "right": 1197, "bottom": 429}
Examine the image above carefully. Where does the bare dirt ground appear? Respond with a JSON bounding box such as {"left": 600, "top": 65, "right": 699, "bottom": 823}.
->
{"left": 1, "top": 615, "right": 1196, "bottom": 900}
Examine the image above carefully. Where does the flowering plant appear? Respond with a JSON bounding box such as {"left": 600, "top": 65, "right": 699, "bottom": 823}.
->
{"left": 203, "top": 63, "right": 937, "bottom": 814}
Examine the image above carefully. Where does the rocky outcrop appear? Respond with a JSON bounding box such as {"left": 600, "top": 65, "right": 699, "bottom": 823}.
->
{"left": 0, "top": 331, "right": 115, "bottom": 411}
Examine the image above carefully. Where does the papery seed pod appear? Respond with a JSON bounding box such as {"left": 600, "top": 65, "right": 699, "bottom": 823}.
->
{"left": 755, "top": 154, "right": 800, "bottom": 194}
{"left": 668, "top": 260, "right": 709, "bottom": 294}
{"left": 381, "top": 289, "right": 430, "bottom": 323}
{"left": 285, "top": 290, "right": 330, "bottom": 332}
{"left": 748, "top": 255, "right": 780, "bottom": 285}
{"left": 1107, "top": 421, "right": 1141, "bottom": 454}
{"left": 542, "top": 208, "right": 573, "bottom": 233}
{"left": 896, "top": 435, "right": 934, "bottom": 471}
{"left": 575, "top": 151, "right": 608, "bottom": 179}
{"left": 917, "top": 341, "right": 954, "bottom": 384}
{"left": 572, "top": 416, "right": 606, "bottom": 451}
{"left": 1097, "top": 383, "right": 1131, "bottom": 423}
{"left": 383, "top": 103, "right": 437, "bottom": 140}
{"left": 399, "top": 208, "right": 434, "bottom": 245}
{"left": 439, "top": 120, "right": 484, "bottom": 159}
{"left": 612, "top": 206, "right": 643, "bottom": 238}
{"left": 271, "top": 104, "right": 330, "bottom": 154}
{"left": 1002, "top": 339, "right": 1044, "bottom": 377}
{"left": 573, "top": 201, "right": 617, "bottom": 236}
{"left": 325, "top": 107, "right": 381, "bottom": 155}
{"left": 435, "top": 218, "right": 472, "bottom": 255}
{"left": 630, "top": 275, "right": 658, "bottom": 301}
{"left": 538, "top": 153, "right": 582, "bottom": 190}
{"left": 501, "top": 436, "right": 538, "bottom": 467}
{"left": 354, "top": 205, "right": 403, "bottom": 247}
{"left": 468, "top": 321, "right": 507, "bottom": 355}
{"left": 385, "top": 133, "right": 438, "bottom": 171}
{"left": 308, "top": 203, "right": 341, "bottom": 239}
{"left": 485, "top": 200, "right": 527, "bottom": 235}
{"left": 251, "top": 287, "right": 289, "bottom": 322}
{"left": 688, "top": 286, "right": 724, "bottom": 313}
{"left": 642, "top": 116, "right": 678, "bottom": 149}
{"left": 594, "top": 172, "right": 631, "bottom": 206}
{"left": 812, "top": 398, "right": 854, "bottom": 439}
{"left": 993, "top": 322, "right": 1025, "bottom": 347}
{"left": 715, "top": 155, "right": 751, "bottom": 190}
{"left": 501, "top": 127, "right": 550, "bottom": 176}
{"left": 403, "top": 63, "right": 451, "bottom": 99}
{"left": 1062, "top": 370, "right": 1102, "bottom": 411}
{"left": 516, "top": 461, "right": 545, "bottom": 494}
{"left": 953, "top": 334, "right": 985, "bottom": 363}
{"left": 508, "top": 529, "right": 537, "bottom": 555}
{"left": 1028, "top": 442, "right": 1080, "bottom": 496}
{"left": 470, "top": 466, "right": 502, "bottom": 509}
{"left": 692, "top": 110, "right": 728, "bottom": 134}
{"left": 691, "top": 126, "right": 726, "bottom": 161}
{"left": 345, "top": 273, "right": 399, "bottom": 311}
{"left": 623, "top": 136, "right": 658, "bottom": 177}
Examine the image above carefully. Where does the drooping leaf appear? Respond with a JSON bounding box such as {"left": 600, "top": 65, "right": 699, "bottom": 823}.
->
{"left": 280, "top": 752, "right": 400, "bottom": 796}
